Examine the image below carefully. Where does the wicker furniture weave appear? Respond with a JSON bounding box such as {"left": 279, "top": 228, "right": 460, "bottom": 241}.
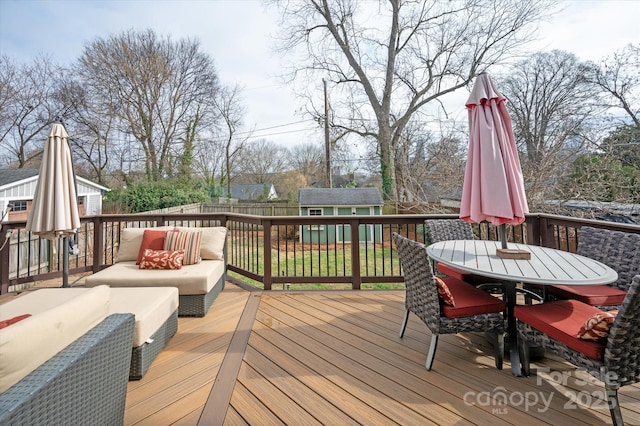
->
{"left": 392, "top": 233, "right": 506, "bottom": 370}
{"left": 0, "top": 313, "right": 135, "bottom": 426}
{"left": 425, "top": 219, "right": 475, "bottom": 242}
{"left": 547, "top": 226, "right": 640, "bottom": 310}
{"left": 516, "top": 275, "right": 640, "bottom": 426}
{"left": 178, "top": 274, "right": 225, "bottom": 317}
{"left": 181, "top": 229, "right": 227, "bottom": 317}
{"left": 424, "top": 219, "right": 477, "bottom": 281}
{"left": 130, "top": 309, "right": 178, "bottom": 380}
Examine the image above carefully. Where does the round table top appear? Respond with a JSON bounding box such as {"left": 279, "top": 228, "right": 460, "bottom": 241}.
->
{"left": 426, "top": 240, "right": 618, "bottom": 286}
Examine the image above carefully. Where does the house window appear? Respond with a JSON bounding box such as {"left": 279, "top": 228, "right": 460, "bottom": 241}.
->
{"left": 10, "top": 201, "right": 27, "bottom": 212}
{"left": 308, "top": 208, "right": 324, "bottom": 230}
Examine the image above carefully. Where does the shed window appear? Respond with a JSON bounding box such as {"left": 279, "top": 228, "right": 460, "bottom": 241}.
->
{"left": 308, "top": 208, "right": 324, "bottom": 230}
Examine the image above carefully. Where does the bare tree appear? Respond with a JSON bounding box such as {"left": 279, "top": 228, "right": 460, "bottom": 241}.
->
{"left": 77, "top": 29, "right": 219, "bottom": 181}
{"left": 498, "top": 50, "right": 598, "bottom": 205}
{"left": 586, "top": 43, "right": 640, "bottom": 129}
{"left": 288, "top": 141, "right": 325, "bottom": 184}
{"left": 211, "top": 84, "right": 249, "bottom": 197}
{"left": 271, "top": 0, "right": 553, "bottom": 200}
{"left": 0, "top": 55, "right": 68, "bottom": 167}
{"left": 235, "top": 138, "right": 288, "bottom": 183}
{"left": 58, "top": 76, "right": 118, "bottom": 186}
{"left": 273, "top": 170, "right": 308, "bottom": 201}
{"left": 586, "top": 44, "right": 640, "bottom": 169}
{"left": 394, "top": 120, "right": 466, "bottom": 204}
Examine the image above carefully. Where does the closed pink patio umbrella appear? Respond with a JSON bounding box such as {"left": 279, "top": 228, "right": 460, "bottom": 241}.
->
{"left": 459, "top": 72, "right": 528, "bottom": 253}
{"left": 26, "top": 122, "right": 80, "bottom": 287}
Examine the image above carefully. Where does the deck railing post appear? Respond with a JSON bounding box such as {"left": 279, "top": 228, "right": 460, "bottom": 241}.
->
{"left": 350, "top": 219, "right": 361, "bottom": 290}
{"left": 538, "top": 216, "right": 556, "bottom": 248}
{"left": 0, "top": 229, "right": 9, "bottom": 294}
{"left": 92, "top": 216, "right": 104, "bottom": 273}
{"left": 525, "top": 215, "right": 539, "bottom": 246}
{"left": 263, "top": 218, "right": 272, "bottom": 290}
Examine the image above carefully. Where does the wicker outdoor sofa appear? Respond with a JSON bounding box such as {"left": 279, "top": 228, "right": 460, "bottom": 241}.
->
{"left": 0, "top": 285, "right": 135, "bottom": 425}
{"left": 85, "top": 226, "right": 228, "bottom": 317}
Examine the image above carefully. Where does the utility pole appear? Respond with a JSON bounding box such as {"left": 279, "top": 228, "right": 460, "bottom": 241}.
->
{"left": 323, "top": 79, "right": 332, "bottom": 188}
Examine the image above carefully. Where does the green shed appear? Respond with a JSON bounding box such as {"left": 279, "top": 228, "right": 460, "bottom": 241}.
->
{"left": 298, "top": 188, "right": 383, "bottom": 244}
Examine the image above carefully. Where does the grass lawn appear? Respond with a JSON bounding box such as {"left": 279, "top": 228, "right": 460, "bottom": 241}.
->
{"left": 229, "top": 245, "right": 405, "bottom": 290}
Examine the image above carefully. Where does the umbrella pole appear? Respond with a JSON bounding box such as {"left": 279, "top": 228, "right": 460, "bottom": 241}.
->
{"left": 62, "top": 236, "right": 69, "bottom": 288}
{"left": 500, "top": 224, "right": 508, "bottom": 249}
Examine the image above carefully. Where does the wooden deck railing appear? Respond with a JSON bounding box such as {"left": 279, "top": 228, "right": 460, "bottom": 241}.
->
{"left": 1, "top": 212, "right": 639, "bottom": 294}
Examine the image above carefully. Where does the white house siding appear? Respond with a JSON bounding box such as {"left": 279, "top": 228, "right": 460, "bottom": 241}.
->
{"left": 0, "top": 177, "right": 39, "bottom": 214}
{"left": 84, "top": 194, "right": 103, "bottom": 215}
{"left": 0, "top": 173, "right": 108, "bottom": 221}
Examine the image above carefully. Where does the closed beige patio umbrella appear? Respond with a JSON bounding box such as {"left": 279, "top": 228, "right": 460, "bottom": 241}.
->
{"left": 26, "top": 122, "right": 80, "bottom": 287}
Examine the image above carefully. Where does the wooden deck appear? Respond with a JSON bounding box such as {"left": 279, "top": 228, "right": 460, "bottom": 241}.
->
{"left": 122, "top": 282, "right": 639, "bottom": 425}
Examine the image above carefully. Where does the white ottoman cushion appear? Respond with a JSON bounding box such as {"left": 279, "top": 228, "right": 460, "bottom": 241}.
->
{"left": 108, "top": 287, "right": 179, "bottom": 347}
{"left": 0, "top": 285, "right": 110, "bottom": 393}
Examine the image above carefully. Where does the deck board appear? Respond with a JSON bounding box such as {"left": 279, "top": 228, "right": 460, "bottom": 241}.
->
{"left": 124, "top": 283, "right": 251, "bottom": 425}
{"left": 5, "top": 280, "right": 637, "bottom": 425}
{"left": 118, "top": 284, "right": 640, "bottom": 425}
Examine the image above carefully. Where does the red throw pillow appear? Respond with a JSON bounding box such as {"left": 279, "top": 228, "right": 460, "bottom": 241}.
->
{"left": 164, "top": 230, "right": 202, "bottom": 265}
{"left": 0, "top": 314, "right": 32, "bottom": 329}
{"left": 577, "top": 310, "right": 618, "bottom": 341}
{"left": 139, "top": 249, "right": 185, "bottom": 270}
{"left": 136, "top": 230, "right": 168, "bottom": 265}
{"left": 435, "top": 277, "right": 455, "bottom": 306}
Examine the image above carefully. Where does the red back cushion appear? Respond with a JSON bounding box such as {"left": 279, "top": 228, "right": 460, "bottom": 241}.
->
{"left": 136, "top": 230, "right": 168, "bottom": 265}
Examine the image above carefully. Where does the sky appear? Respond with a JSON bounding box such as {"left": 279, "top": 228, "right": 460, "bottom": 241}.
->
{"left": 1, "top": 0, "right": 639, "bottom": 149}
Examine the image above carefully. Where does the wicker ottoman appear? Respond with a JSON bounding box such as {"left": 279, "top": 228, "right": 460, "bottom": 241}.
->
{"left": 1, "top": 286, "right": 178, "bottom": 381}
{"left": 109, "top": 287, "right": 179, "bottom": 380}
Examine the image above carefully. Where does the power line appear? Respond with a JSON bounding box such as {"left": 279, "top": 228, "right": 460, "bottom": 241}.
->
{"left": 246, "top": 127, "right": 319, "bottom": 140}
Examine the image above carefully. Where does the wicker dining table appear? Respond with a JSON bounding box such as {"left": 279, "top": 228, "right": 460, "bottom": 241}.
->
{"left": 426, "top": 240, "right": 618, "bottom": 376}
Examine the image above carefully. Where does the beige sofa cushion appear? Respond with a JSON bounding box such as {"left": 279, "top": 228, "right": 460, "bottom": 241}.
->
{"left": 0, "top": 285, "right": 110, "bottom": 393}
{"left": 108, "top": 287, "right": 178, "bottom": 347}
{"left": 85, "top": 259, "right": 225, "bottom": 295}
{"left": 175, "top": 226, "right": 226, "bottom": 260}
{"left": 116, "top": 226, "right": 174, "bottom": 263}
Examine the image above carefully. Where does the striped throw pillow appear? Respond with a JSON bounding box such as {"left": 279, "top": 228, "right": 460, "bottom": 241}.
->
{"left": 164, "top": 230, "right": 202, "bottom": 265}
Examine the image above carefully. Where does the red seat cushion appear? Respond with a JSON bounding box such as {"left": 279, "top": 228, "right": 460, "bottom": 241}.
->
{"left": 547, "top": 285, "right": 626, "bottom": 306}
{"left": 514, "top": 300, "right": 606, "bottom": 360}
{"left": 437, "top": 263, "right": 501, "bottom": 286}
{"left": 441, "top": 277, "right": 506, "bottom": 318}
{"left": 437, "top": 263, "right": 471, "bottom": 281}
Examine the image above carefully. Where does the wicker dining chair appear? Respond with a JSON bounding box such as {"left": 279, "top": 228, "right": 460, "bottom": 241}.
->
{"left": 516, "top": 275, "right": 640, "bottom": 426}
{"left": 545, "top": 227, "right": 640, "bottom": 310}
{"left": 424, "top": 219, "right": 475, "bottom": 282}
{"left": 392, "top": 233, "right": 506, "bottom": 370}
